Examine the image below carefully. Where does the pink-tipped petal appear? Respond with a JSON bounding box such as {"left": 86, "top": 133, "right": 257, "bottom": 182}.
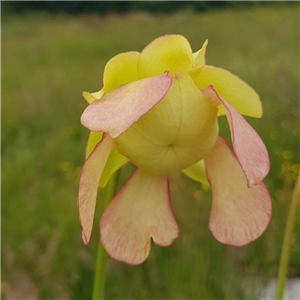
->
{"left": 78, "top": 135, "right": 115, "bottom": 245}
{"left": 100, "top": 169, "right": 179, "bottom": 265}
{"left": 81, "top": 73, "right": 172, "bottom": 138}
{"left": 202, "top": 86, "right": 269, "bottom": 186}
{"left": 204, "top": 137, "right": 272, "bottom": 246}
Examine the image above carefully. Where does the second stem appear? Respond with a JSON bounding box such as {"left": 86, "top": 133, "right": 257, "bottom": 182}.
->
{"left": 92, "top": 170, "right": 120, "bottom": 300}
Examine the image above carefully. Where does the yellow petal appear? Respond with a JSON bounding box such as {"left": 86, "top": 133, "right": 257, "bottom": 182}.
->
{"left": 193, "top": 65, "right": 262, "bottom": 118}
{"left": 182, "top": 160, "right": 210, "bottom": 187}
{"left": 138, "top": 35, "right": 194, "bottom": 78}
{"left": 82, "top": 90, "right": 103, "bottom": 104}
{"left": 103, "top": 51, "right": 140, "bottom": 93}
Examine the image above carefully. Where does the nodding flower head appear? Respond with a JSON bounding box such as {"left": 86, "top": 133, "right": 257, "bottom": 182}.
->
{"left": 78, "top": 35, "right": 271, "bottom": 265}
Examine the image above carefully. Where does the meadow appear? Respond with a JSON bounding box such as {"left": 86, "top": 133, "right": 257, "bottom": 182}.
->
{"left": 2, "top": 4, "right": 299, "bottom": 299}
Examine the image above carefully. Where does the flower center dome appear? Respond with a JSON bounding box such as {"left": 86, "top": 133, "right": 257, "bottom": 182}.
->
{"left": 115, "top": 73, "right": 218, "bottom": 176}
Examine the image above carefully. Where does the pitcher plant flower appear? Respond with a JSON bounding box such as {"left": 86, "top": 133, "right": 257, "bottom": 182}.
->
{"left": 78, "top": 35, "right": 271, "bottom": 265}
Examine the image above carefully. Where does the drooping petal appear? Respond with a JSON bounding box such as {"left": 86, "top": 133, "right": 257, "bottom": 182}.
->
{"left": 204, "top": 137, "right": 272, "bottom": 246}
{"left": 100, "top": 169, "right": 179, "bottom": 265}
{"left": 81, "top": 72, "right": 172, "bottom": 138}
{"left": 182, "top": 160, "right": 210, "bottom": 187}
{"left": 103, "top": 51, "right": 140, "bottom": 94}
{"left": 138, "top": 35, "right": 194, "bottom": 78}
{"left": 194, "top": 65, "right": 262, "bottom": 118}
{"left": 202, "top": 86, "right": 269, "bottom": 186}
{"left": 78, "top": 135, "right": 115, "bottom": 245}
{"left": 82, "top": 89, "right": 103, "bottom": 104}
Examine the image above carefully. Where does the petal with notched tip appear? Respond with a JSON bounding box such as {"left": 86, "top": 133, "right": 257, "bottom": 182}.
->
{"left": 100, "top": 169, "right": 179, "bottom": 265}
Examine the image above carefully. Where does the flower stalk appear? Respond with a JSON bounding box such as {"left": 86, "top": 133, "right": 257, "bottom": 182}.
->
{"left": 275, "top": 172, "right": 300, "bottom": 300}
{"left": 92, "top": 170, "right": 120, "bottom": 300}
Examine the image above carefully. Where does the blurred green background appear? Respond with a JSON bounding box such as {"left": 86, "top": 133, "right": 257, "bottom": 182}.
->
{"left": 2, "top": 2, "right": 299, "bottom": 299}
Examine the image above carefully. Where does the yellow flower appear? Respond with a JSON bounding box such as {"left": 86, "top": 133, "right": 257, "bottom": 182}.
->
{"left": 78, "top": 35, "right": 271, "bottom": 265}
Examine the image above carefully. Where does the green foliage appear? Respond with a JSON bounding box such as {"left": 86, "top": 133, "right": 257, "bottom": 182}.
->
{"left": 2, "top": 5, "right": 299, "bottom": 300}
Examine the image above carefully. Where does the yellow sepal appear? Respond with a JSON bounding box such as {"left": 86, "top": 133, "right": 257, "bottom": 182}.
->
{"left": 138, "top": 35, "right": 193, "bottom": 78}
{"left": 193, "top": 65, "right": 262, "bottom": 118}
{"left": 82, "top": 51, "right": 140, "bottom": 103}
{"left": 182, "top": 160, "right": 210, "bottom": 187}
{"left": 82, "top": 90, "right": 103, "bottom": 104}
{"left": 103, "top": 51, "right": 140, "bottom": 93}
{"left": 190, "top": 39, "right": 208, "bottom": 78}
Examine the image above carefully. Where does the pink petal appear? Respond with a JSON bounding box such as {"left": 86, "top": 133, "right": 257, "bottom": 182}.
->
{"left": 204, "top": 137, "right": 272, "bottom": 246}
{"left": 78, "top": 135, "right": 115, "bottom": 245}
{"left": 202, "top": 86, "right": 269, "bottom": 186}
{"left": 100, "top": 169, "right": 179, "bottom": 265}
{"left": 81, "top": 73, "right": 172, "bottom": 138}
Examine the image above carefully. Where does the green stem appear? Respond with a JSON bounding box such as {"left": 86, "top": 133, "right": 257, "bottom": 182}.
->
{"left": 275, "top": 173, "right": 300, "bottom": 300}
{"left": 92, "top": 170, "right": 120, "bottom": 300}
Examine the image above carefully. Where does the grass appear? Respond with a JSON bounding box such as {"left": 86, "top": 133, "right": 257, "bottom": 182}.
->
{"left": 2, "top": 4, "right": 299, "bottom": 299}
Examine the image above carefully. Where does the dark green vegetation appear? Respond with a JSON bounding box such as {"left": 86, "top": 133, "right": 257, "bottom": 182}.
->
{"left": 3, "top": 1, "right": 294, "bottom": 15}
{"left": 2, "top": 5, "right": 299, "bottom": 300}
